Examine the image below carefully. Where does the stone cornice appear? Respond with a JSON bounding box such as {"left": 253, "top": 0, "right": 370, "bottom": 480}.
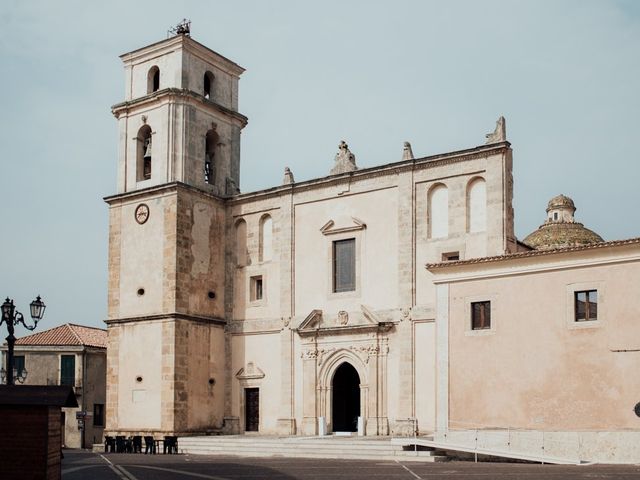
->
{"left": 111, "top": 88, "right": 248, "bottom": 128}
{"left": 296, "top": 322, "right": 394, "bottom": 338}
{"left": 104, "top": 312, "right": 226, "bottom": 326}
{"left": 103, "top": 181, "right": 225, "bottom": 205}
{"left": 227, "top": 142, "right": 510, "bottom": 206}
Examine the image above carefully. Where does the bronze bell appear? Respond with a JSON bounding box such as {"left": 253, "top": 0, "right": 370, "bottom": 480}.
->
{"left": 143, "top": 137, "right": 152, "bottom": 159}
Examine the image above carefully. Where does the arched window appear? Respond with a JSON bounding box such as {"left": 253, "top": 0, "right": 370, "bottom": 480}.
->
{"left": 136, "top": 125, "right": 152, "bottom": 181}
{"left": 147, "top": 66, "right": 160, "bottom": 94}
{"left": 204, "top": 129, "right": 219, "bottom": 185}
{"left": 259, "top": 215, "right": 273, "bottom": 262}
{"left": 235, "top": 219, "right": 248, "bottom": 266}
{"left": 467, "top": 177, "right": 487, "bottom": 233}
{"left": 428, "top": 184, "right": 449, "bottom": 239}
{"left": 204, "top": 71, "right": 215, "bottom": 99}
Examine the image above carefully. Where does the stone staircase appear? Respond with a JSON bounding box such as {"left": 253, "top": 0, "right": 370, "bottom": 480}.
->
{"left": 178, "top": 435, "right": 447, "bottom": 462}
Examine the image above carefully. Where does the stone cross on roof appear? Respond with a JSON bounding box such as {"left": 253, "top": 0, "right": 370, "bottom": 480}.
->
{"left": 330, "top": 140, "right": 358, "bottom": 175}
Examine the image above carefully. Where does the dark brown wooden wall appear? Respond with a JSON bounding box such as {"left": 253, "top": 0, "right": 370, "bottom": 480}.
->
{"left": 0, "top": 405, "right": 62, "bottom": 480}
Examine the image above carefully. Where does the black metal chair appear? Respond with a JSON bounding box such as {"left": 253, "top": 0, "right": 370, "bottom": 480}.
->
{"left": 163, "top": 436, "right": 178, "bottom": 454}
{"left": 132, "top": 436, "right": 143, "bottom": 453}
{"left": 104, "top": 436, "right": 116, "bottom": 453}
{"left": 115, "top": 436, "right": 126, "bottom": 453}
{"left": 144, "top": 436, "right": 155, "bottom": 454}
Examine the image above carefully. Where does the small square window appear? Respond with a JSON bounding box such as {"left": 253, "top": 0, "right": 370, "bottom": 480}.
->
{"left": 250, "top": 276, "right": 263, "bottom": 301}
{"left": 442, "top": 251, "right": 460, "bottom": 262}
{"left": 574, "top": 290, "right": 597, "bottom": 321}
{"left": 471, "top": 301, "right": 491, "bottom": 330}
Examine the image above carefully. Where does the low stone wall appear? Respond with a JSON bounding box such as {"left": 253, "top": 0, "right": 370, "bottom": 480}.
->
{"left": 435, "top": 429, "right": 640, "bottom": 464}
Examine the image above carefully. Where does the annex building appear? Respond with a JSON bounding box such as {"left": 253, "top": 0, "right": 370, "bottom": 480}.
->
{"left": 105, "top": 30, "right": 640, "bottom": 462}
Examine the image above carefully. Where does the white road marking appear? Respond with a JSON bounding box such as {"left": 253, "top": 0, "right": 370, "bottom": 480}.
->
{"left": 99, "top": 454, "right": 139, "bottom": 480}
{"left": 395, "top": 460, "right": 422, "bottom": 479}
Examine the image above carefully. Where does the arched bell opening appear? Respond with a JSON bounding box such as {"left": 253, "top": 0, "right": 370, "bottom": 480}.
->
{"left": 331, "top": 362, "right": 361, "bottom": 432}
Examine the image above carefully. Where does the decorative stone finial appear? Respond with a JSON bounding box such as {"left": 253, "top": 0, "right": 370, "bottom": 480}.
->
{"left": 402, "top": 141, "right": 414, "bottom": 161}
{"left": 330, "top": 140, "right": 358, "bottom": 175}
{"left": 282, "top": 167, "right": 295, "bottom": 185}
{"left": 485, "top": 116, "right": 507, "bottom": 144}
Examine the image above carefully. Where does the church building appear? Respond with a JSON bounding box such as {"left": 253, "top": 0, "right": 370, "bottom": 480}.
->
{"left": 104, "top": 29, "right": 640, "bottom": 461}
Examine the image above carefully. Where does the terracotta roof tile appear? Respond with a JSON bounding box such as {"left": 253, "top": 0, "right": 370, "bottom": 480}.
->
{"left": 15, "top": 323, "right": 106, "bottom": 349}
{"left": 427, "top": 237, "right": 640, "bottom": 270}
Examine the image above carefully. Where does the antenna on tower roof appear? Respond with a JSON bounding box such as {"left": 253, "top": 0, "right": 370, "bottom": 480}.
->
{"left": 168, "top": 19, "right": 191, "bottom": 37}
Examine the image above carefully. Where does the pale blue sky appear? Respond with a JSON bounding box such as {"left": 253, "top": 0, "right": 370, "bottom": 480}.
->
{"left": 1, "top": 0, "right": 638, "bottom": 331}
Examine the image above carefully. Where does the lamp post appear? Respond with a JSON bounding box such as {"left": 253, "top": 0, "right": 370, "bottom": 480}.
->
{"left": 1, "top": 296, "right": 46, "bottom": 385}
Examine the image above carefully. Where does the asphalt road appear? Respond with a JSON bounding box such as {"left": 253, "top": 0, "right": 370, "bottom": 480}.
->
{"left": 62, "top": 450, "right": 640, "bottom": 480}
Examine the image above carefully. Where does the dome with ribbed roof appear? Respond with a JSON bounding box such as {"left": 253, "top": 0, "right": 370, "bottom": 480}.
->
{"left": 523, "top": 195, "right": 604, "bottom": 250}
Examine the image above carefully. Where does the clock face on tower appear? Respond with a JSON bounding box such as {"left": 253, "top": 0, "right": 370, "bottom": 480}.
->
{"left": 134, "top": 203, "right": 150, "bottom": 224}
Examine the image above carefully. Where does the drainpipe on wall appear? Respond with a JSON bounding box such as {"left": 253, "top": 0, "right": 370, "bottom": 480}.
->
{"left": 82, "top": 351, "right": 87, "bottom": 449}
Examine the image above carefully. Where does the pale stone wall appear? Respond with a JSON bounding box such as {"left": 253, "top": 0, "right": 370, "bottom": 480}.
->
{"left": 230, "top": 332, "right": 282, "bottom": 432}
{"left": 116, "top": 321, "right": 163, "bottom": 430}
{"left": 432, "top": 243, "right": 640, "bottom": 432}
{"left": 178, "top": 321, "right": 226, "bottom": 432}
{"left": 222, "top": 144, "right": 512, "bottom": 435}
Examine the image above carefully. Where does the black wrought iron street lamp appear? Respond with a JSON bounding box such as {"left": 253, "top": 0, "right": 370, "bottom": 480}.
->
{"left": 1, "top": 296, "right": 45, "bottom": 385}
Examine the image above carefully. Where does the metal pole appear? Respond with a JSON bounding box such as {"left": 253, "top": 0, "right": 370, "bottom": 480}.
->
{"left": 6, "top": 322, "right": 16, "bottom": 386}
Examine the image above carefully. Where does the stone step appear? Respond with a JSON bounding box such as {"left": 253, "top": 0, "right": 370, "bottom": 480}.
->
{"left": 177, "top": 436, "right": 447, "bottom": 462}
{"left": 180, "top": 447, "right": 446, "bottom": 462}
{"left": 178, "top": 443, "right": 434, "bottom": 455}
{"left": 179, "top": 440, "right": 409, "bottom": 452}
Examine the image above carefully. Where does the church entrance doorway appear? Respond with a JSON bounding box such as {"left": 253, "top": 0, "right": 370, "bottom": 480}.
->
{"left": 244, "top": 388, "right": 259, "bottom": 432}
{"left": 331, "top": 362, "right": 360, "bottom": 432}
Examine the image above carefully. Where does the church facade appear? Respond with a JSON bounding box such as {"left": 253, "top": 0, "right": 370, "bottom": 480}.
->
{"left": 105, "top": 31, "right": 640, "bottom": 460}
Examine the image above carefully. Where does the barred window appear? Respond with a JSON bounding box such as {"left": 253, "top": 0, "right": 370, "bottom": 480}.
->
{"left": 333, "top": 239, "right": 355, "bottom": 293}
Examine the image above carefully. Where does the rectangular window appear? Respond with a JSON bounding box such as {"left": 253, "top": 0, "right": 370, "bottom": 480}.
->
{"left": 471, "top": 301, "right": 491, "bottom": 330}
{"left": 333, "top": 239, "right": 356, "bottom": 293}
{"left": 442, "top": 251, "right": 460, "bottom": 261}
{"left": 250, "top": 275, "right": 263, "bottom": 301}
{"left": 575, "top": 290, "right": 597, "bottom": 321}
{"left": 93, "top": 404, "right": 105, "bottom": 427}
{"left": 60, "top": 355, "right": 75, "bottom": 386}
{"left": 13, "top": 355, "right": 25, "bottom": 377}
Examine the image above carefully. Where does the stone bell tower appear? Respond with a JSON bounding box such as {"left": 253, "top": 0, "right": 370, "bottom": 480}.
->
{"left": 104, "top": 24, "right": 247, "bottom": 437}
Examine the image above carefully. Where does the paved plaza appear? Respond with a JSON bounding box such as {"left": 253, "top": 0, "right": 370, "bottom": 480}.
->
{"left": 62, "top": 450, "right": 640, "bottom": 480}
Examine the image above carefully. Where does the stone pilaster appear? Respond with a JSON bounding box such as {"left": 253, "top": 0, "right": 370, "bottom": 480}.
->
{"left": 161, "top": 320, "right": 176, "bottom": 432}
{"left": 394, "top": 171, "right": 415, "bottom": 432}
{"left": 105, "top": 326, "right": 120, "bottom": 433}
{"left": 300, "top": 346, "right": 318, "bottom": 435}
{"left": 277, "top": 190, "right": 296, "bottom": 434}
{"left": 107, "top": 206, "right": 122, "bottom": 320}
